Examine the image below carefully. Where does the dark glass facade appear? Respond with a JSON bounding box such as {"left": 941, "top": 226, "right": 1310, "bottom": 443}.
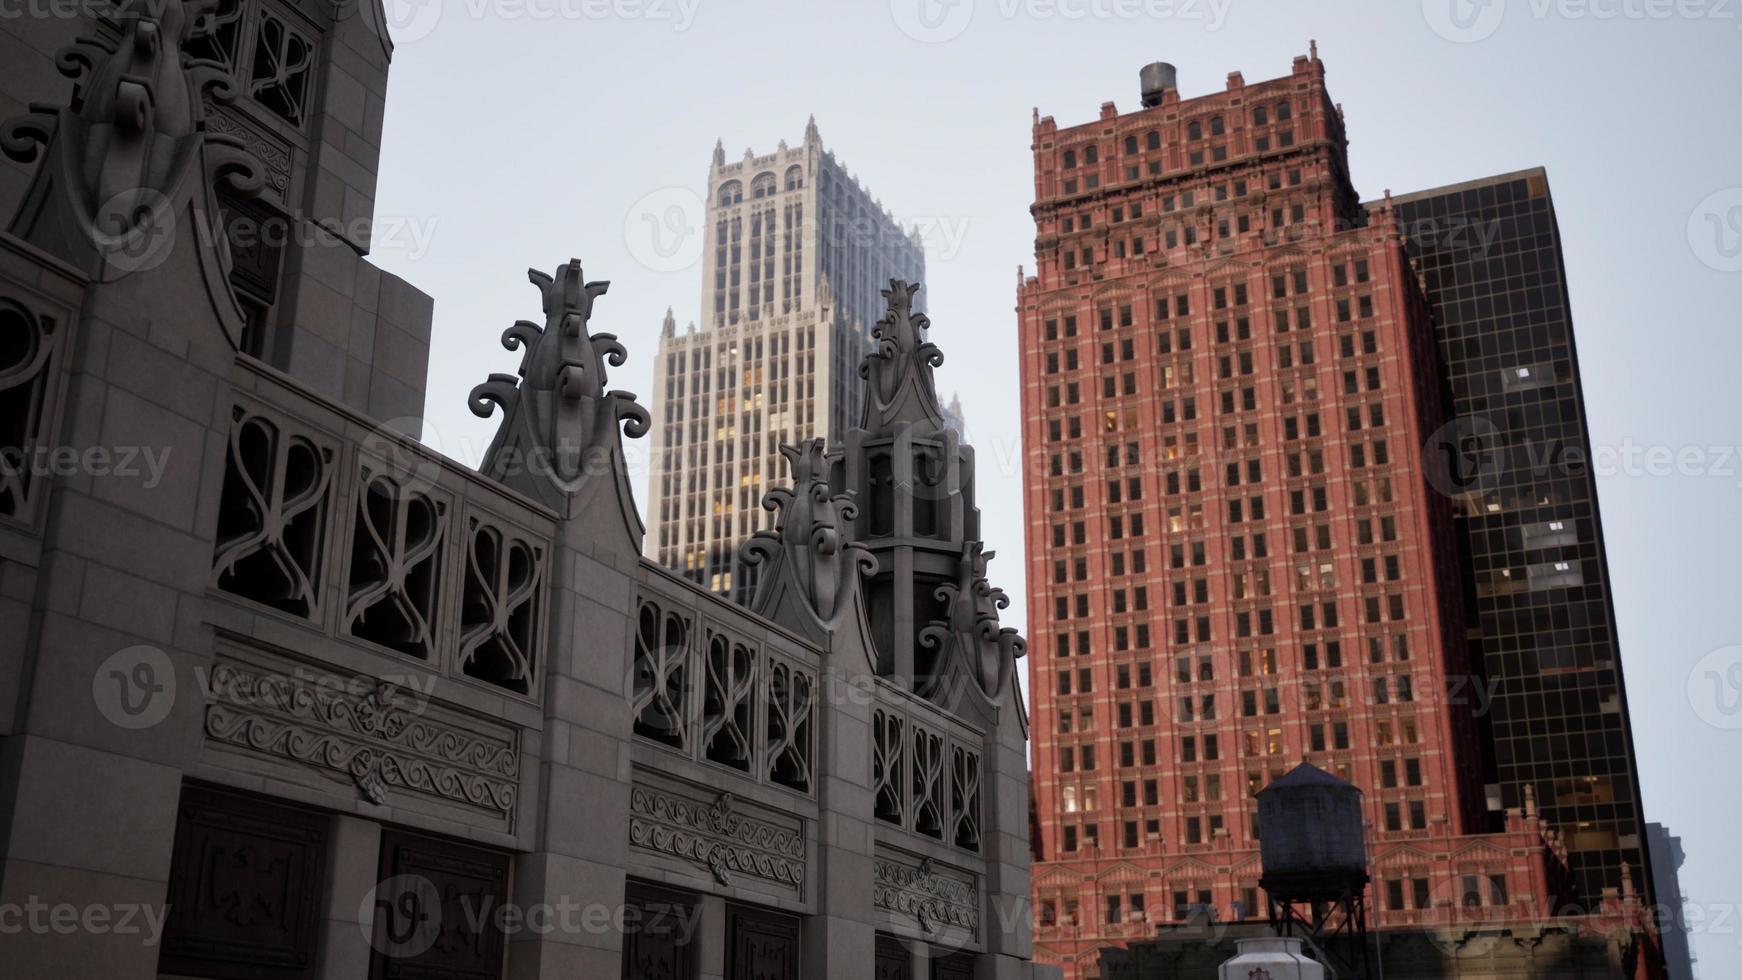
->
{"left": 1389, "top": 170, "right": 1653, "bottom": 906}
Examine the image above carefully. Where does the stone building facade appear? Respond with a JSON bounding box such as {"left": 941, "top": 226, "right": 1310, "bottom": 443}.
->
{"left": 0, "top": 4, "right": 1049, "bottom": 979}
{"left": 644, "top": 124, "right": 926, "bottom": 602}
{"left": 1015, "top": 52, "right": 1659, "bottom": 979}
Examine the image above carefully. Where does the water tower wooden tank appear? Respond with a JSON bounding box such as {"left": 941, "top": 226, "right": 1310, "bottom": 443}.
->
{"left": 1256, "top": 763, "right": 1372, "bottom": 978}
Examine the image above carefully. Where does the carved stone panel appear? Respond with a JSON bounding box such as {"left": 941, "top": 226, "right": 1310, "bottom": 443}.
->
{"left": 725, "top": 904, "right": 801, "bottom": 980}
{"left": 873, "top": 848, "right": 980, "bottom": 950}
{"left": 763, "top": 658, "right": 813, "bottom": 793}
{"left": 873, "top": 708, "right": 906, "bottom": 827}
{"left": 629, "top": 583, "right": 819, "bottom": 800}
{"left": 910, "top": 724, "right": 944, "bottom": 841}
{"left": 248, "top": 12, "right": 316, "bottom": 128}
{"left": 207, "top": 107, "right": 294, "bottom": 202}
{"left": 457, "top": 511, "right": 546, "bottom": 696}
{"left": 159, "top": 783, "right": 329, "bottom": 980}
{"left": 949, "top": 746, "right": 981, "bottom": 852}
{"left": 211, "top": 402, "right": 337, "bottom": 620}
{"left": 369, "top": 829, "right": 510, "bottom": 980}
{"left": 627, "top": 777, "right": 804, "bottom": 899}
{"left": 185, "top": 0, "right": 248, "bottom": 71}
{"left": 620, "top": 881, "right": 700, "bottom": 980}
{"left": 632, "top": 597, "right": 692, "bottom": 749}
{"left": 873, "top": 690, "right": 983, "bottom": 855}
{"left": 344, "top": 461, "right": 450, "bottom": 660}
{"left": 702, "top": 627, "right": 756, "bottom": 773}
{"left": 202, "top": 644, "right": 521, "bottom": 834}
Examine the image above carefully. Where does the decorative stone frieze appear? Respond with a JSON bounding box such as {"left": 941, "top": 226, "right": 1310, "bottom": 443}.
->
{"left": 628, "top": 781, "right": 805, "bottom": 896}
{"left": 874, "top": 848, "right": 981, "bottom": 944}
{"left": 202, "top": 646, "right": 521, "bottom": 830}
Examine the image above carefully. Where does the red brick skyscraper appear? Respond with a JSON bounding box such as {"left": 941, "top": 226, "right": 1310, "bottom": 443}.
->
{"left": 1016, "top": 52, "right": 1640, "bottom": 979}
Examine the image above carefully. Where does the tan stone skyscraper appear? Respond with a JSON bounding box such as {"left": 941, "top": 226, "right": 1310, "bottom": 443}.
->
{"left": 646, "top": 119, "right": 926, "bottom": 600}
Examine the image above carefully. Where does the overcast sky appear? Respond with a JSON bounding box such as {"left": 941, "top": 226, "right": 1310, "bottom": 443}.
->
{"left": 366, "top": 1, "right": 1741, "bottom": 973}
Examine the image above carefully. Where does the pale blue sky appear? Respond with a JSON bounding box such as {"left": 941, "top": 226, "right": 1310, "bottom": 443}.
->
{"left": 368, "top": 1, "right": 1741, "bottom": 973}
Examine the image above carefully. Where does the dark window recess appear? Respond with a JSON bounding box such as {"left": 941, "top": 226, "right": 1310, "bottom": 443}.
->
{"left": 249, "top": 15, "right": 315, "bottom": 127}
{"left": 212, "top": 406, "right": 334, "bottom": 619}
{"left": 457, "top": 518, "right": 545, "bottom": 694}
{"left": 875, "top": 934, "right": 912, "bottom": 980}
{"left": 931, "top": 951, "right": 976, "bottom": 980}
{"left": 0, "top": 300, "right": 61, "bottom": 519}
{"left": 726, "top": 904, "right": 802, "bottom": 980}
{"left": 621, "top": 881, "right": 700, "bottom": 980}
{"left": 159, "top": 783, "right": 329, "bottom": 980}
{"left": 220, "top": 188, "right": 287, "bottom": 362}
{"left": 346, "top": 471, "right": 446, "bottom": 659}
{"left": 221, "top": 189, "right": 286, "bottom": 306}
{"left": 184, "top": 0, "right": 246, "bottom": 69}
{"left": 369, "top": 828, "right": 511, "bottom": 980}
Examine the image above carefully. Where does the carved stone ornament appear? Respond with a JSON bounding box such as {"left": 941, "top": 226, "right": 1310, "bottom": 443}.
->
{"left": 202, "top": 658, "right": 519, "bottom": 822}
{"left": 859, "top": 279, "right": 947, "bottom": 435}
{"left": 742, "top": 438, "right": 877, "bottom": 638}
{"left": 873, "top": 853, "right": 979, "bottom": 940}
{"left": 1, "top": 0, "right": 263, "bottom": 320}
{"left": 469, "top": 259, "right": 651, "bottom": 509}
{"left": 917, "top": 540, "right": 1026, "bottom": 716}
{"left": 628, "top": 785, "right": 804, "bottom": 894}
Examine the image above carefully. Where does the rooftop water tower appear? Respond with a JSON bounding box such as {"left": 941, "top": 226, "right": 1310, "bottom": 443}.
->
{"left": 1257, "top": 764, "right": 1373, "bottom": 978}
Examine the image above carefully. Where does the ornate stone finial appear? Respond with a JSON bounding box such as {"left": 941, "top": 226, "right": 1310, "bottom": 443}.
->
{"left": 2, "top": 0, "right": 262, "bottom": 289}
{"left": 743, "top": 439, "right": 876, "bottom": 637}
{"left": 859, "top": 279, "right": 946, "bottom": 434}
{"left": 804, "top": 114, "right": 819, "bottom": 145}
{"left": 660, "top": 306, "right": 676, "bottom": 339}
{"left": 712, "top": 138, "right": 725, "bottom": 168}
{"left": 918, "top": 541, "right": 1025, "bottom": 713}
{"left": 469, "top": 260, "right": 650, "bottom": 503}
